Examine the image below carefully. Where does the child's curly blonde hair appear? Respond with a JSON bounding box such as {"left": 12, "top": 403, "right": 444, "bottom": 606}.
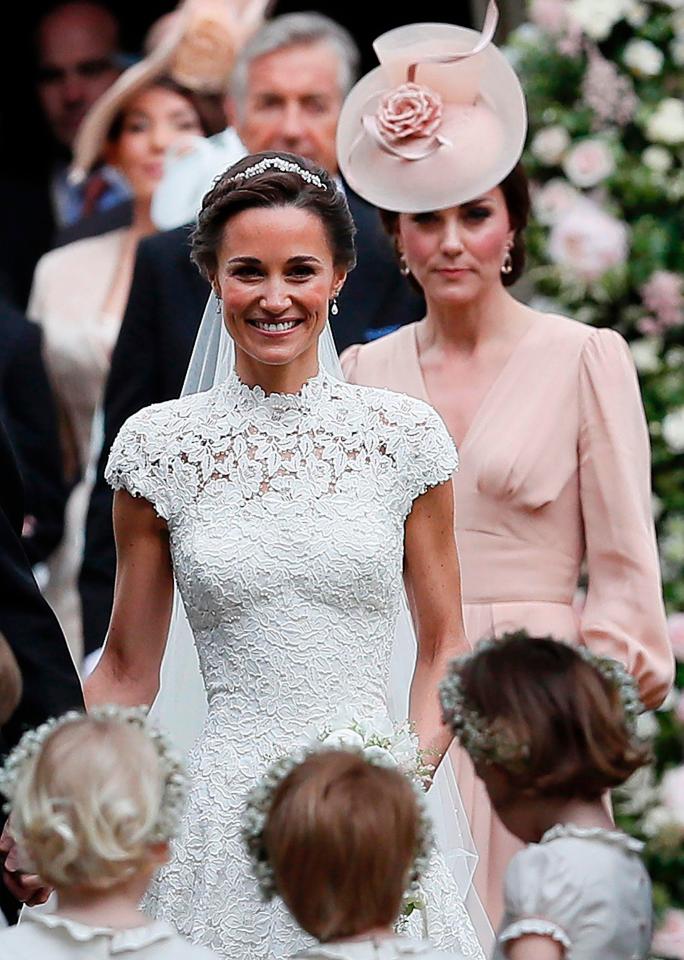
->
{"left": 4, "top": 708, "right": 187, "bottom": 890}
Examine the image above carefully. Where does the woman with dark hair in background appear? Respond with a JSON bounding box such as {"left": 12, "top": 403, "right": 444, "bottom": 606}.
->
{"left": 338, "top": 3, "right": 673, "bottom": 924}
{"left": 27, "top": 45, "right": 217, "bottom": 662}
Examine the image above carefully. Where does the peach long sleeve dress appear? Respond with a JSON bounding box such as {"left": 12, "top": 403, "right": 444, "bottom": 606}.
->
{"left": 342, "top": 312, "right": 674, "bottom": 924}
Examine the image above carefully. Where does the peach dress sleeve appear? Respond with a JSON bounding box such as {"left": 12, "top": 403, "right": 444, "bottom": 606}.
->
{"left": 578, "top": 329, "right": 673, "bottom": 708}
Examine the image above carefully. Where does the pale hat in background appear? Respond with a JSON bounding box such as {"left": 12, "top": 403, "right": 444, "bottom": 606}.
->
{"left": 336, "top": 1, "right": 527, "bottom": 213}
{"left": 70, "top": 0, "right": 272, "bottom": 183}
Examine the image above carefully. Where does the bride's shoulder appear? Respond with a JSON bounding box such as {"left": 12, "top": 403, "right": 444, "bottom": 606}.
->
{"left": 335, "top": 378, "right": 444, "bottom": 432}
{"left": 116, "top": 386, "right": 221, "bottom": 440}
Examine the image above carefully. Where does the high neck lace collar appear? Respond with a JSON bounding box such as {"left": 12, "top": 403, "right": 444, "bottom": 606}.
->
{"left": 541, "top": 823, "right": 644, "bottom": 854}
{"left": 224, "top": 366, "right": 332, "bottom": 412}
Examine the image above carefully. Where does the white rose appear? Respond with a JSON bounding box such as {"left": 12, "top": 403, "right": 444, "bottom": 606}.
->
{"left": 646, "top": 98, "right": 684, "bottom": 145}
{"left": 532, "top": 178, "right": 582, "bottom": 225}
{"left": 321, "top": 728, "right": 364, "bottom": 751}
{"left": 671, "top": 36, "right": 684, "bottom": 66}
{"left": 531, "top": 125, "right": 571, "bottom": 165}
{"left": 547, "top": 197, "right": 629, "bottom": 281}
{"left": 623, "top": 38, "right": 665, "bottom": 76}
{"left": 662, "top": 407, "right": 684, "bottom": 452}
{"left": 661, "top": 766, "right": 684, "bottom": 827}
{"left": 642, "top": 145, "right": 673, "bottom": 173}
{"left": 630, "top": 337, "right": 661, "bottom": 373}
{"left": 626, "top": 1, "right": 648, "bottom": 25}
{"left": 362, "top": 745, "right": 398, "bottom": 768}
{"left": 562, "top": 138, "right": 615, "bottom": 187}
{"left": 641, "top": 804, "right": 676, "bottom": 837}
{"left": 567, "top": 0, "right": 631, "bottom": 39}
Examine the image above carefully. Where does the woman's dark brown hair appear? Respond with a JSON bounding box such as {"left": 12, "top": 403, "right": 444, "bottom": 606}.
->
{"left": 264, "top": 750, "right": 419, "bottom": 942}
{"left": 456, "top": 631, "right": 650, "bottom": 800}
{"left": 191, "top": 151, "right": 357, "bottom": 282}
{"left": 380, "top": 161, "right": 531, "bottom": 288}
{"left": 106, "top": 75, "right": 224, "bottom": 143}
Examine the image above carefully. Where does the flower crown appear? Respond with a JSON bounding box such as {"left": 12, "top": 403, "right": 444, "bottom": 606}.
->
{"left": 0, "top": 706, "right": 188, "bottom": 844}
{"left": 241, "top": 742, "right": 434, "bottom": 911}
{"left": 439, "top": 638, "right": 645, "bottom": 770}
{"left": 228, "top": 155, "right": 328, "bottom": 190}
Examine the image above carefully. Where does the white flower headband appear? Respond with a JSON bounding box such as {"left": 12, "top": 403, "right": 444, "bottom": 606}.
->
{"left": 439, "top": 637, "right": 645, "bottom": 770}
{"left": 228, "top": 155, "right": 328, "bottom": 190}
{"left": 241, "top": 744, "right": 434, "bottom": 910}
{"left": 0, "top": 705, "right": 188, "bottom": 844}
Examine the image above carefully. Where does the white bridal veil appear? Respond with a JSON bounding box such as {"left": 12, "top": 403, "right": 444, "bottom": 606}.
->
{"left": 149, "top": 291, "right": 494, "bottom": 951}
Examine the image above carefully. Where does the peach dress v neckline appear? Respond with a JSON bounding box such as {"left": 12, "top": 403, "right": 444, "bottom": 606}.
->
{"left": 409, "top": 317, "right": 541, "bottom": 453}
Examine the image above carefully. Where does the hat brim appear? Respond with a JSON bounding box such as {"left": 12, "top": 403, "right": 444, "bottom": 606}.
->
{"left": 336, "top": 23, "right": 527, "bottom": 213}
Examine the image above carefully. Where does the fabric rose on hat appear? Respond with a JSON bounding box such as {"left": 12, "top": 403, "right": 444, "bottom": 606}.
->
{"left": 562, "top": 138, "right": 615, "bottom": 188}
{"left": 375, "top": 82, "right": 443, "bottom": 142}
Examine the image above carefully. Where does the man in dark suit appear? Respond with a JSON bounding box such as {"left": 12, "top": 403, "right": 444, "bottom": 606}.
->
{"left": 0, "top": 297, "right": 66, "bottom": 565}
{"left": 0, "top": 418, "right": 83, "bottom": 920}
{"left": 79, "top": 13, "right": 424, "bottom": 655}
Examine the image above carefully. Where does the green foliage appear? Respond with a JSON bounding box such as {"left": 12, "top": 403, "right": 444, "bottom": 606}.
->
{"left": 508, "top": 1, "right": 684, "bottom": 940}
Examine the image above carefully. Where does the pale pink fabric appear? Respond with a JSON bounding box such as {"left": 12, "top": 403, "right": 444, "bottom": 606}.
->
{"left": 342, "top": 313, "right": 673, "bottom": 925}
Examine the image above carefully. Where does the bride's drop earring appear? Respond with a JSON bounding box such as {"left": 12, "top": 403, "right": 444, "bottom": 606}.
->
{"left": 501, "top": 247, "right": 513, "bottom": 275}
{"left": 215, "top": 296, "right": 223, "bottom": 317}
{"left": 330, "top": 297, "right": 339, "bottom": 316}
{"left": 399, "top": 254, "right": 410, "bottom": 277}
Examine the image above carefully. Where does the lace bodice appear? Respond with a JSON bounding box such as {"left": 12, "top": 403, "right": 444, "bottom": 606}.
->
{"left": 105, "top": 369, "right": 476, "bottom": 960}
{"left": 106, "top": 369, "right": 457, "bottom": 752}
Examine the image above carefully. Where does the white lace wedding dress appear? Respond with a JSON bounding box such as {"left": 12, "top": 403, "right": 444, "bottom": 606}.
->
{"left": 105, "top": 367, "right": 484, "bottom": 960}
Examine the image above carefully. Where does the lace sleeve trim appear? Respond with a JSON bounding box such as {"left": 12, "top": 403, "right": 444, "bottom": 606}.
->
{"left": 499, "top": 918, "right": 571, "bottom": 951}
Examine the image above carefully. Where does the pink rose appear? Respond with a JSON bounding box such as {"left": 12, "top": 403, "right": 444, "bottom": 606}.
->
{"left": 640, "top": 271, "right": 684, "bottom": 333}
{"left": 675, "top": 694, "right": 684, "bottom": 727}
{"left": 661, "top": 765, "right": 684, "bottom": 826}
{"left": 530, "top": 0, "right": 568, "bottom": 33}
{"left": 652, "top": 909, "right": 684, "bottom": 960}
{"left": 562, "top": 138, "right": 615, "bottom": 188}
{"left": 375, "top": 82, "right": 443, "bottom": 142}
{"left": 668, "top": 613, "right": 684, "bottom": 662}
{"left": 547, "top": 197, "right": 628, "bottom": 281}
{"left": 532, "top": 178, "right": 581, "bottom": 225}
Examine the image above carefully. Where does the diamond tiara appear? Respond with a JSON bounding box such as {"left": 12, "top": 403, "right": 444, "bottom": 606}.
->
{"left": 230, "top": 155, "right": 328, "bottom": 189}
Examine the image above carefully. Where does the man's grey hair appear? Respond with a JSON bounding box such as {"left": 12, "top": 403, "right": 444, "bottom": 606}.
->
{"left": 230, "top": 13, "right": 360, "bottom": 109}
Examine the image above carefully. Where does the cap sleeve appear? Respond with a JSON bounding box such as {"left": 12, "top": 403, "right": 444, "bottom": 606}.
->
{"left": 385, "top": 396, "right": 458, "bottom": 516}
{"left": 105, "top": 408, "right": 172, "bottom": 521}
{"left": 500, "top": 846, "right": 576, "bottom": 954}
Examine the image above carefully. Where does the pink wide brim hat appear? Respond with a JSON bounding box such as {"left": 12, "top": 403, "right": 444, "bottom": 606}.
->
{"left": 336, "top": 2, "right": 527, "bottom": 213}
{"left": 70, "top": 0, "right": 272, "bottom": 184}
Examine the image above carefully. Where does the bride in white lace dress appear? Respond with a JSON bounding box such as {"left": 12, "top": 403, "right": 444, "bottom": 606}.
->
{"left": 85, "top": 153, "right": 485, "bottom": 960}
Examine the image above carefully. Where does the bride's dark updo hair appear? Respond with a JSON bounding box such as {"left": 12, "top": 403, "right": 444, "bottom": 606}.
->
{"left": 191, "top": 151, "right": 357, "bottom": 281}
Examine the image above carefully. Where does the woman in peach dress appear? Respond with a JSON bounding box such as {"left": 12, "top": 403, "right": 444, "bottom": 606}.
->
{"left": 336, "top": 2, "right": 674, "bottom": 926}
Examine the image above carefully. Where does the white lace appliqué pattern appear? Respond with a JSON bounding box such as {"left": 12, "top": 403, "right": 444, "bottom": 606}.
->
{"left": 106, "top": 370, "right": 478, "bottom": 959}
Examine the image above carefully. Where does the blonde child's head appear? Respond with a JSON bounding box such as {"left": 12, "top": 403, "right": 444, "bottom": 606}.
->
{"left": 0, "top": 707, "right": 187, "bottom": 891}
{"left": 440, "top": 632, "right": 651, "bottom": 827}
{"left": 248, "top": 749, "right": 427, "bottom": 943}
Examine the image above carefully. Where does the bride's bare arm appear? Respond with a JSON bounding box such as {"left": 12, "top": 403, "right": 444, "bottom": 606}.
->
{"left": 84, "top": 490, "right": 174, "bottom": 710}
{"left": 404, "top": 479, "right": 468, "bottom": 770}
